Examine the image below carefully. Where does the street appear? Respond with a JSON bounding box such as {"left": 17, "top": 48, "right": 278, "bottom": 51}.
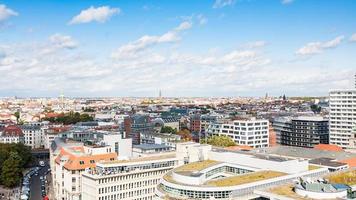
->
{"left": 30, "top": 164, "right": 50, "bottom": 200}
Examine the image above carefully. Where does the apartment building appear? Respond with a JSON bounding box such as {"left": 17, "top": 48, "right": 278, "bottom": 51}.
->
{"left": 206, "top": 118, "right": 269, "bottom": 148}
{"left": 329, "top": 89, "right": 356, "bottom": 148}
{"left": 21, "top": 124, "right": 45, "bottom": 148}
{"left": 81, "top": 153, "right": 178, "bottom": 200}
{"left": 272, "top": 116, "right": 329, "bottom": 148}
{"left": 0, "top": 125, "right": 24, "bottom": 144}
{"left": 52, "top": 143, "right": 117, "bottom": 200}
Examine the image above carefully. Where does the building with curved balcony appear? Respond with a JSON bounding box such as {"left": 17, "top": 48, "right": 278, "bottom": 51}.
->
{"left": 155, "top": 159, "right": 328, "bottom": 200}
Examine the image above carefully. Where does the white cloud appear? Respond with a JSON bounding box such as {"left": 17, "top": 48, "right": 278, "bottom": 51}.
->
{"left": 281, "top": 0, "right": 294, "bottom": 4}
{"left": 111, "top": 21, "right": 192, "bottom": 59}
{"left": 245, "top": 41, "right": 267, "bottom": 48}
{"left": 49, "top": 34, "right": 77, "bottom": 49}
{"left": 213, "top": 0, "right": 235, "bottom": 8}
{"left": 350, "top": 33, "right": 356, "bottom": 42}
{"left": 69, "top": 6, "right": 120, "bottom": 25}
{"left": 296, "top": 36, "right": 344, "bottom": 56}
{"left": 0, "top": 4, "right": 18, "bottom": 22}
{"left": 197, "top": 14, "right": 208, "bottom": 25}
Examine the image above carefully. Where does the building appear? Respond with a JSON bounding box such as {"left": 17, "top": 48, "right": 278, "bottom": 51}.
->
{"left": 0, "top": 125, "right": 24, "bottom": 144}
{"left": 81, "top": 153, "right": 178, "bottom": 200}
{"left": 155, "top": 143, "right": 328, "bottom": 200}
{"left": 52, "top": 143, "right": 117, "bottom": 200}
{"left": 206, "top": 118, "right": 269, "bottom": 148}
{"left": 329, "top": 89, "right": 356, "bottom": 148}
{"left": 272, "top": 116, "right": 329, "bottom": 148}
{"left": 132, "top": 144, "right": 174, "bottom": 158}
{"left": 124, "top": 114, "right": 155, "bottom": 144}
{"left": 21, "top": 124, "right": 45, "bottom": 148}
{"left": 140, "top": 132, "right": 181, "bottom": 148}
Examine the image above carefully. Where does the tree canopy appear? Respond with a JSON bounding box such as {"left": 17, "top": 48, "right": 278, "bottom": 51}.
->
{"left": 0, "top": 143, "right": 32, "bottom": 187}
{"left": 201, "top": 135, "right": 236, "bottom": 147}
{"left": 177, "top": 129, "right": 192, "bottom": 141}
{"left": 160, "top": 126, "right": 177, "bottom": 134}
{"left": 43, "top": 111, "right": 93, "bottom": 125}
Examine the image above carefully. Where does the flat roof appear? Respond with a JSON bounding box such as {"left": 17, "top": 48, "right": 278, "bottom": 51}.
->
{"left": 174, "top": 160, "right": 220, "bottom": 173}
{"left": 309, "top": 158, "right": 347, "bottom": 168}
{"left": 206, "top": 170, "right": 287, "bottom": 187}
{"left": 133, "top": 144, "right": 172, "bottom": 150}
{"left": 101, "top": 153, "right": 176, "bottom": 165}
{"left": 252, "top": 146, "right": 356, "bottom": 161}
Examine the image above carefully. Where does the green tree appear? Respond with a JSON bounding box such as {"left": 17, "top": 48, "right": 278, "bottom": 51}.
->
{"left": 160, "top": 126, "right": 177, "bottom": 134}
{"left": 14, "top": 111, "right": 20, "bottom": 124}
{"left": 202, "top": 135, "right": 236, "bottom": 147}
{"left": 1, "top": 152, "right": 23, "bottom": 187}
{"left": 310, "top": 104, "right": 321, "bottom": 113}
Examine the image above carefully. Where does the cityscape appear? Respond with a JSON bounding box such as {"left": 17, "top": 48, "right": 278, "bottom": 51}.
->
{"left": 0, "top": 0, "right": 356, "bottom": 200}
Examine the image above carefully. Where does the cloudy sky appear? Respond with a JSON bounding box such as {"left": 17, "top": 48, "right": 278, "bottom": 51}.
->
{"left": 0, "top": 0, "right": 355, "bottom": 97}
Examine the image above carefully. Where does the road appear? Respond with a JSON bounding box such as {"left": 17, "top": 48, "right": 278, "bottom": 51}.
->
{"left": 30, "top": 164, "right": 49, "bottom": 200}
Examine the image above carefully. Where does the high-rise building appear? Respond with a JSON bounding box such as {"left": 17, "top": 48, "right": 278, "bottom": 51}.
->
{"left": 329, "top": 89, "right": 356, "bottom": 148}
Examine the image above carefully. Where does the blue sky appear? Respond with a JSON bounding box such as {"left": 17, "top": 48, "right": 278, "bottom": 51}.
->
{"left": 0, "top": 0, "right": 355, "bottom": 97}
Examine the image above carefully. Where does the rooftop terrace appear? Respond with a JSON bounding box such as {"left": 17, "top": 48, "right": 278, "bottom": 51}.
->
{"left": 174, "top": 160, "right": 220, "bottom": 173}
{"left": 206, "top": 170, "right": 287, "bottom": 187}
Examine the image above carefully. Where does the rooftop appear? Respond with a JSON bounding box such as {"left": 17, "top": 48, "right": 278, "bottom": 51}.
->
{"left": 133, "top": 144, "right": 172, "bottom": 150}
{"left": 253, "top": 146, "right": 356, "bottom": 161}
{"left": 327, "top": 170, "right": 356, "bottom": 185}
{"left": 101, "top": 153, "right": 176, "bottom": 165}
{"left": 206, "top": 170, "right": 286, "bottom": 187}
{"left": 309, "top": 157, "right": 347, "bottom": 168}
{"left": 174, "top": 160, "right": 220, "bottom": 173}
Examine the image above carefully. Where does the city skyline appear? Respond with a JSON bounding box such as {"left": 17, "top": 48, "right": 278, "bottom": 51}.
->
{"left": 0, "top": 0, "right": 356, "bottom": 97}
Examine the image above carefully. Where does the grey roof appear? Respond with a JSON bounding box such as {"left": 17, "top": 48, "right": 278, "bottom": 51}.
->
{"left": 309, "top": 157, "right": 347, "bottom": 168}
{"left": 252, "top": 146, "right": 356, "bottom": 161}
{"left": 133, "top": 144, "right": 172, "bottom": 150}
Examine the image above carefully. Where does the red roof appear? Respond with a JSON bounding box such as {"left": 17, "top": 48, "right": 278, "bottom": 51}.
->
{"left": 340, "top": 157, "right": 356, "bottom": 167}
{"left": 314, "top": 144, "right": 343, "bottom": 152}
{"left": 3, "top": 125, "right": 23, "bottom": 137}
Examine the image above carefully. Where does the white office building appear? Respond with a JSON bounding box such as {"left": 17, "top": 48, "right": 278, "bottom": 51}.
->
{"left": 206, "top": 118, "right": 269, "bottom": 148}
{"left": 329, "top": 89, "right": 356, "bottom": 148}
{"left": 81, "top": 153, "right": 178, "bottom": 200}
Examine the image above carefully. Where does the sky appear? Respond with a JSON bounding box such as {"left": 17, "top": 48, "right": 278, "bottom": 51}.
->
{"left": 0, "top": 0, "right": 355, "bottom": 97}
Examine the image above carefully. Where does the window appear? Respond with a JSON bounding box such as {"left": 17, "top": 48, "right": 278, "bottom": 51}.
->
{"left": 79, "top": 161, "right": 84, "bottom": 165}
{"left": 90, "top": 160, "right": 95, "bottom": 164}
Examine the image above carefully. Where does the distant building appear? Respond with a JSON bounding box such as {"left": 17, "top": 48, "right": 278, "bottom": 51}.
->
{"left": 124, "top": 114, "right": 154, "bottom": 144}
{"left": 273, "top": 116, "right": 329, "bottom": 148}
{"left": 329, "top": 89, "right": 356, "bottom": 148}
{"left": 0, "top": 125, "right": 24, "bottom": 144}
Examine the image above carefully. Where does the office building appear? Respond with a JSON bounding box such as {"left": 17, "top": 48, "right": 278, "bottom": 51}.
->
{"left": 206, "top": 118, "right": 269, "bottom": 148}
{"left": 81, "top": 153, "right": 178, "bottom": 200}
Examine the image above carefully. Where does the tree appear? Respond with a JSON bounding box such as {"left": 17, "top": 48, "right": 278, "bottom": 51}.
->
{"left": 202, "top": 135, "right": 236, "bottom": 147}
{"left": 177, "top": 129, "right": 192, "bottom": 141}
{"left": 160, "top": 126, "right": 177, "bottom": 134}
{"left": 14, "top": 111, "right": 20, "bottom": 124}
{"left": 1, "top": 152, "right": 23, "bottom": 187}
{"left": 310, "top": 104, "right": 321, "bottom": 113}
